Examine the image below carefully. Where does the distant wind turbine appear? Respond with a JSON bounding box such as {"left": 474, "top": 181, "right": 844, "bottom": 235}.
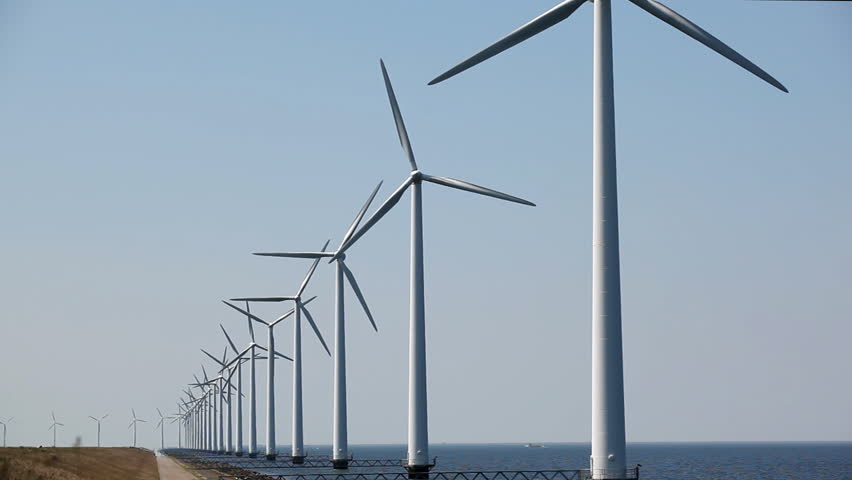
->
{"left": 88, "top": 413, "right": 108, "bottom": 447}
{"left": 428, "top": 1, "right": 786, "bottom": 477}
{"left": 0, "top": 417, "right": 12, "bottom": 448}
{"left": 253, "top": 182, "right": 382, "bottom": 469}
{"left": 332, "top": 60, "right": 535, "bottom": 475}
{"left": 128, "top": 409, "right": 145, "bottom": 448}
{"left": 225, "top": 287, "right": 323, "bottom": 462}
{"left": 156, "top": 408, "right": 171, "bottom": 451}
{"left": 49, "top": 412, "right": 63, "bottom": 448}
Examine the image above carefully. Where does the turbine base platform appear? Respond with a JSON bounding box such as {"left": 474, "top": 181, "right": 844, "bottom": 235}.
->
{"left": 247, "top": 453, "right": 257, "bottom": 458}
{"left": 266, "top": 453, "right": 277, "bottom": 461}
{"left": 291, "top": 455, "right": 306, "bottom": 464}
{"left": 332, "top": 458, "right": 349, "bottom": 469}
{"left": 405, "top": 463, "right": 433, "bottom": 480}
{"left": 235, "top": 452, "right": 243, "bottom": 457}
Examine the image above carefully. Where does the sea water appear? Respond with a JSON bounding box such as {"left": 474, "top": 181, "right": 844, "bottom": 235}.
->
{"left": 246, "top": 443, "right": 851, "bottom": 480}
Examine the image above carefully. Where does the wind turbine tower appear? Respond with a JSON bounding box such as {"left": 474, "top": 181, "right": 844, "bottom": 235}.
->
{"left": 429, "top": 1, "right": 786, "bottom": 478}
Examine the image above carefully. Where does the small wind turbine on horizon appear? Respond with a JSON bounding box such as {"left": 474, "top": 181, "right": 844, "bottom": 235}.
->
{"left": 428, "top": 1, "right": 786, "bottom": 477}
{"left": 48, "top": 412, "right": 63, "bottom": 448}
{"left": 0, "top": 417, "right": 12, "bottom": 448}
{"left": 88, "top": 413, "right": 108, "bottom": 447}
{"left": 225, "top": 279, "right": 326, "bottom": 463}
{"left": 253, "top": 182, "right": 382, "bottom": 469}
{"left": 128, "top": 409, "right": 145, "bottom": 448}
{"left": 331, "top": 60, "right": 535, "bottom": 475}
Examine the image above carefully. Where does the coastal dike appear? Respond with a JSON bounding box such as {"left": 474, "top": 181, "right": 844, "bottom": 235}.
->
{"left": 0, "top": 447, "right": 159, "bottom": 480}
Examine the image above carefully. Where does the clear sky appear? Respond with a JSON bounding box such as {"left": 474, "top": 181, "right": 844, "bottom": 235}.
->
{"left": 1, "top": 1, "right": 850, "bottom": 450}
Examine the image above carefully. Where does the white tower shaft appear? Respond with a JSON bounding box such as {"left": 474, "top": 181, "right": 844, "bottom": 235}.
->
{"left": 408, "top": 180, "right": 429, "bottom": 470}
{"left": 591, "top": 1, "right": 627, "bottom": 478}
{"left": 333, "top": 261, "right": 348, "bottom": 465}
{"left": 236, "top": 362, "right": 243, "bottom": 455}
{"left": 266, "top": 328, "right": 276, "bottom": 460}
{"left": 292, "top": 302, "right": 305, "bottom": 460}
{"left": 249, "top": 345, "right": 258, "bottom": 457}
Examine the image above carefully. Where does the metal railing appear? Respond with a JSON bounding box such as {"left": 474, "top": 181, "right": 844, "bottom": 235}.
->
{"left": 215, "top": 468, "right": 639, "bottom": 480}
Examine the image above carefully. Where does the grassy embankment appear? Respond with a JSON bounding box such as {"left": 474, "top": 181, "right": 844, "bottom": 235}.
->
{"left": 0, "top": 447, "right": 158, "bottom": 480}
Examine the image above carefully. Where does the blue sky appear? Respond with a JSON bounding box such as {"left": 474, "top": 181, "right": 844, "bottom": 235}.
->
{"left": 0, "top": 1, "right": 850, "bottom": 449}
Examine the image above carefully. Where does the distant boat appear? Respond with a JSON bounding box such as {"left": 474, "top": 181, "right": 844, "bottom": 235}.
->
{"left": 524, "top": 443, "right": 544, "bottom": 448}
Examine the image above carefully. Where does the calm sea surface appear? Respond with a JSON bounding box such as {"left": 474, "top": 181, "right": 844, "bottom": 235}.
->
{"left": 243, "top": 443, "right": 852, "bottom": 480}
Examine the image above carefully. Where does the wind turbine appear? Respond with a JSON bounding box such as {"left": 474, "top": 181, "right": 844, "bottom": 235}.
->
{"left": 0, "top": 417, "right": 12, "bottom": 447}
{"left": 219, "top": 325, "right": 247, "bottom": 456}
{"left": 253, "top": 182, "right": 382, "bottom": 469}
{"left": 332, "top": 60, "right": 535, "bottom": 475}
{"left": 171, "top": 404, "right": 185, "bottom": 449}
{"left": 194, "top": 366, "right": 221, "bottom": 453}
{"left": 222, "top": 302, "right": 264, "bottom": 457}
{"left": 88, "top": 414, "right": 108, "bottom": 447}
{"left": 428, "top": 1, "right": 786, "bottom": 478}
{"left": 48, "top": 412, "right": 63, "bottom": 448}
{"left": 225, "top": 284, "right": 325, "bottom": 463}
{"left": 128, "top": 409, "right": 145, "bottom": 448}
{"left": 156, "top": 408, "right": 171, "bottom": 451}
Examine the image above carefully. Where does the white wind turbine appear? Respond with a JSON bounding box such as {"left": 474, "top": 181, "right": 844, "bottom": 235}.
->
{"left": 195, "top": 365, "right": 227, "bottom": 453}
{"left": 332, "top": 60, "right": 535, "bottom": 475}
{"left": 221, "top": 302, "right": 264, "bottom": 457}
{"left": 171, "top": 404, "right": 185, "bottom": 449}
{"left": 156, "top": 408, "right": 171, "bottom": 451}
{"left": 0, "top": 417, "right": 12, "bottom": 447}
{"left": 225, "top": 283, "right": 326, "bottom": 463}
{"left": 48, "top": 412, "right": 63, "bottom": 447}
{"left": 128, "top": 409, "right": 145, "bottom": 448}
{"left": 219, "top": 322, "right": 292, "bottom": 456}
{"left": 253, "top": 182, "right": 382, "bottom": 469}
{"left": 428, "top": 1, "right": 786, "bottom": 478}
{"left": 88, "top": 413, "right": 108, "bottom": 447}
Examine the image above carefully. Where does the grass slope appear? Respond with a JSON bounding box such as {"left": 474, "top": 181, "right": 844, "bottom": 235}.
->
{"left": 0, "top": 447, "right": 158, "bottom": 480}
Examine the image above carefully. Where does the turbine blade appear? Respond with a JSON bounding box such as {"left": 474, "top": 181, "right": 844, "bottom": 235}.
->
{"left": 297, "top": 240, "right": 330, "bottom": 298}
{"left": 341, "top": 260, "right": 377, "bottom": 332}
{"left": 131, "top": 409, "right": 136, "bottom": 419}
{"left": 102, "top": 414, "right": 108, "bottom": 420}
{"left": 201, "top": 365, "right": 209, "bottom": 382}
{"left": 157, "top": 408, "right": 163, "bottom": 418}
{"left": 52, "top": 412, "right": 56, "bottom": 421}
{"left": 422, "top": 174, "right": 536, "bottom": 206}
{"left": 338, "top": 180, "right": 384, "bottom": 250}
{"left": 628, "top": 0, "right": 787, "bottom": 92}
{"left": 201, "top": 348, "right": 226, "bottom": 367}
{"left": 274, "top": 350, "right": 294, "bottom": 362}
{"left": 230, "top": 297, "right": 294, "bottom": 302}
{"left": 380, "top": 59, "right": 418, "bottom": 171}
{"left": 224, "top": 345, "right": 252, "bottom": 369}
{"left": 429, "top": 0, "right": 588, "bottom": 85}
{"left": 222, "top": 300, "right": 270, "bottom": 326}
{"left": 271, "top": 296, "right": 315, "bottom": 327}
{"left": 301, "top": 305, "right": 331, "bottom": 356}
{"left": 272, "top": 306, "right": 297, "bottom": 327}
{"left": 247, "top": 302, "right": 256, "bottom": 341}
{"left": 88, "top": 416, "right": 98, "bottom": 421}
{"left": 220, "top": 324, "right": 239, "bottom": 355}
{"left": 336, "top": 176, "right": 413, "bottom": 257}
{"left": 253, "top": 252, "right": 333, "bottom": 259}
